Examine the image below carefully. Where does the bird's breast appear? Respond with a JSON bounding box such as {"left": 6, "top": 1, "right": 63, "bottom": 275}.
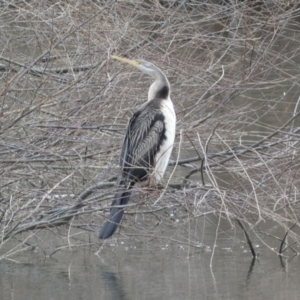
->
{"left": 153, "top": 99, "right": 176, "bottom": 182}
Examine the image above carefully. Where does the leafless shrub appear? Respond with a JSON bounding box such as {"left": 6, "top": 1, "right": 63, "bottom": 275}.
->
{"left": 0, "top": 0, "right": 300, "bottom": 256}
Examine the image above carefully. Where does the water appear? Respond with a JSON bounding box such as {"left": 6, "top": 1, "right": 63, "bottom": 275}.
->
{"left": 1, "top": 219, "right": 300, "bottom": 300}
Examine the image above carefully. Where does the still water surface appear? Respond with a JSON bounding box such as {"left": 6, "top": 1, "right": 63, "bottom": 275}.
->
{"left": 1, "top": 221, "right": 299, "bottom": 300}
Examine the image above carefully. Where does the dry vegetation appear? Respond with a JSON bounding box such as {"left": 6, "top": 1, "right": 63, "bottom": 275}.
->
{"left": 1, "top": 0, "right": 300, "bottom": 257}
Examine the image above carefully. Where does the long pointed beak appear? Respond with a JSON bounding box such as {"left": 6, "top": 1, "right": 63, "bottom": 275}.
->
{"left": 111, "top": 55, "right": 141, "bottom": 68}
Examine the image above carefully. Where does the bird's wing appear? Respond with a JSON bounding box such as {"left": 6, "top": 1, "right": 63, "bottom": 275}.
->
{"left": 120, "top": 101, "right": 165, "bottom": 181}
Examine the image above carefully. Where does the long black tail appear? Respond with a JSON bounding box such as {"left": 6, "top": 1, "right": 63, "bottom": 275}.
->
{"left": 99, "top": 189, "right": 131, "bottom": 239}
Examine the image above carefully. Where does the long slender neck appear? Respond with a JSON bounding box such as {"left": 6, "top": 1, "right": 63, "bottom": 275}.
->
{"left": 148, "top": 67, "right": 170, "bottom": 101}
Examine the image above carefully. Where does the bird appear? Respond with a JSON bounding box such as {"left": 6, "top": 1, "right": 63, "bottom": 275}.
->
{"left": 99, "top": 55, "right": 176, "bottom": 239}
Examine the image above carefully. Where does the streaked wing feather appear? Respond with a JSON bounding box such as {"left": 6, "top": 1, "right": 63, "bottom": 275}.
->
{"left": 131, "top": 120, "right": 164, "bottom": 166}
{"left": 120, "top": 101, "right": 164, "bottom": 180}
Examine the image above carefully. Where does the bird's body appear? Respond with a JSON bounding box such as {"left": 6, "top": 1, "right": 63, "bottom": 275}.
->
{"left": 99, "top": 56, "right": 176, "bottom": 239}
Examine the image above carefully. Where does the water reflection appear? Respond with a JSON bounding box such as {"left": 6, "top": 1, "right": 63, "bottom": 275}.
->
{"left": 101, "top": 267, "right": 129, "bottom": 300}
{"left": 245, "top": 258, "right": 256, "bottom": 284}
{"left": 1, "top": 228, "right": 300, "bottom": 300}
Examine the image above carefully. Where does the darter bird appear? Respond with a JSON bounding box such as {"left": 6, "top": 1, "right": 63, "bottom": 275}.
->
{"left": 99, "top": 56, "right": 176, "bottom": 239}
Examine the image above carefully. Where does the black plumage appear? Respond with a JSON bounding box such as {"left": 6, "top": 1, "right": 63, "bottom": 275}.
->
{"left": 99, "top": 98, "right": 167, "bottom": 239}
{"left": 154, "top": 85, "right": 169, "bottom": 99}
